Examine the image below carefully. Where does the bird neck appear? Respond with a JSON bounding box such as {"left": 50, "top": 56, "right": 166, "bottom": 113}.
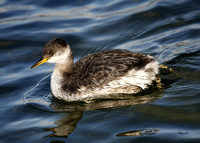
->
{"left": 54, "top": 55, "right": 74, "bottom": 78}
{"left": 50, "top": 55, "right": 74, "bottom": 99}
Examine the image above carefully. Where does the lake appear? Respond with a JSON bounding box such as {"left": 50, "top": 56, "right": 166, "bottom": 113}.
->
{"left": 0, "top": 0, "right": 200, "bottom": 143}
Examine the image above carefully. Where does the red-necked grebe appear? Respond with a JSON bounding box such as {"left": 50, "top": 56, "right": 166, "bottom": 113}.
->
{"left": 31, "top": 38, "right": 159, "bottom": 102}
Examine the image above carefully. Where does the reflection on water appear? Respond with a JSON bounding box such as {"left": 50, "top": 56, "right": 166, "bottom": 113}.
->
{"left": 48, "top": 111, "right": 83, "bottom": 137}
{"left": 48, "top": 92, "right": 163, "bottom": 137}
{"left": 117, "top": 128, "right": 159, "bottom": 136}
{"left": 50, "top": 92, "right": 163, "bottom": 112}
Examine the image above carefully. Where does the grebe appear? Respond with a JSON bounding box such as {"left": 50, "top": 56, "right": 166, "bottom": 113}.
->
{"left": 31, "top": 38, "right": 159, "bottom": 102}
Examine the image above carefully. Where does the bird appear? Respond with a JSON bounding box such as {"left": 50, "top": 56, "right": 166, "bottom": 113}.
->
{"left": 31, "top": 38, "right": 159, "bottom": 102}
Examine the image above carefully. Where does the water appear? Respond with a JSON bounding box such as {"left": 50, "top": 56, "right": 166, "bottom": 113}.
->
{"left": 1, "top": 0, "right": 200, "bottom": 142}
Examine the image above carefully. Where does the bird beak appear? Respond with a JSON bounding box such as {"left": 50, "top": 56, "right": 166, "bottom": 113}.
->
{"left": 31, "top": 57, "right": 49, "bottom": 69}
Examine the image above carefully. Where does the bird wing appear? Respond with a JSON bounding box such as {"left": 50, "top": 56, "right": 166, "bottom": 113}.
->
{"left": 72, "top": 49, "right": 154, "bottom": 89}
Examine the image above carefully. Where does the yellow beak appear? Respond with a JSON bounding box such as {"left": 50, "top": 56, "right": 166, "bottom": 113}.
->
{"left": 31, "top": 57, "right": 49, "bottom": 69}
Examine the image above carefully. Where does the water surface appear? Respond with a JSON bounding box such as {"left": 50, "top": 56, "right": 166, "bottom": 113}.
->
{"left": 1, "top": 0, "right": 200, "bottom": 143}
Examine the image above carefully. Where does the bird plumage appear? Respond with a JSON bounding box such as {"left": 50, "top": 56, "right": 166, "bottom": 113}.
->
{"left": 31, "top": 38, "right": 159, "bottom": 102}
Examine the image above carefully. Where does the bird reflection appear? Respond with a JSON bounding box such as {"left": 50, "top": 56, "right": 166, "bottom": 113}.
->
{"left": 117, "top": 128, "right": 159, "bottom": 136}
{"left": 47, "top": 111, "right": 83, "bottom": 137}
{"left": 48, "top": 90, "right": 163, "bottom": 137}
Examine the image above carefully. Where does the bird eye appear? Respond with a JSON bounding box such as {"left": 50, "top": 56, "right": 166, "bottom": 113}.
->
{"left": 49, "top": 50, "right": 54, "bottom": 56}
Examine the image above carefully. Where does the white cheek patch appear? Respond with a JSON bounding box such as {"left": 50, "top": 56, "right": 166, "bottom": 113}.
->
{"left": 48, "top": 53, "right": 66, "bottom": 63}
{"left": 47, "top": 45, "right": 71, "bottom": 64}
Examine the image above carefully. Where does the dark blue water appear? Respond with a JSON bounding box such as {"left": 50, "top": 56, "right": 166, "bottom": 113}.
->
{"left": 1, "top": 0, "right": 200, "bottom": 143}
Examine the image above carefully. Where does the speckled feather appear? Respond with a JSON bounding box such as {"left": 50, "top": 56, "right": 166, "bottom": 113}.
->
{"left": 62, "top": 49, "right": 154, "bottom": 94}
